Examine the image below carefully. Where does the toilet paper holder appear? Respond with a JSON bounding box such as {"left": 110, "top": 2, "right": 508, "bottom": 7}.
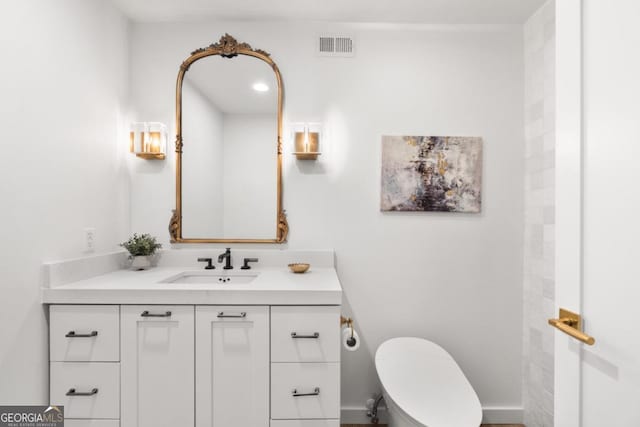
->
{"left": 340, "top": 315, "right": 354, "bottom": 339}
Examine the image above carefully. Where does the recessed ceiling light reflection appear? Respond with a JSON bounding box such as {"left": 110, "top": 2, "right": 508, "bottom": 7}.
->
{"left": 252, "top": 82, "right": 269, "bottom": 92}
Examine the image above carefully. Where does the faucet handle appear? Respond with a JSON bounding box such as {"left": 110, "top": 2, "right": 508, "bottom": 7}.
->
{"left": 241, "top": 258, "right": 259, "bottom": 270}
{"left": 197, "top": 258, "right": 215, "bottom": 270}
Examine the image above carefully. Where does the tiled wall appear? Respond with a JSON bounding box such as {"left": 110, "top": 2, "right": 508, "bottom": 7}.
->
{"left": 523, "top": 2, "right": 555, "bottom": 426}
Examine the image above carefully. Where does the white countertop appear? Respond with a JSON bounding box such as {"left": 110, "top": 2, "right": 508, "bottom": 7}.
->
{"left": 42, "top": 266, "right": 342, "bottom": 305}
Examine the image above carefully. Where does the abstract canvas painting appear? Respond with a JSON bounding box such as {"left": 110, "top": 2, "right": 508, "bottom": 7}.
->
{"left": 381, "top": 135, "right": 482, "bottom": 213}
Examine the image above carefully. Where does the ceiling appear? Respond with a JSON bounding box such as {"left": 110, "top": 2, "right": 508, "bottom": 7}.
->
{"left": 185, "top": 55, "right": 277, "bottom": 115}
{"left": 111, "top": 0, "right": 546, "bottom": 25}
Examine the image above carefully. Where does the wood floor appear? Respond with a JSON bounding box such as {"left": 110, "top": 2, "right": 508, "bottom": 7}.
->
{"left": 341, "top": 425, "right": 524, "bottom": 427}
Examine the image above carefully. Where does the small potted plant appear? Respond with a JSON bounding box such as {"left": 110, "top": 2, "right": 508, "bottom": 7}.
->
{"left": 120, "top": 233, "right": 162, "bottom": 270}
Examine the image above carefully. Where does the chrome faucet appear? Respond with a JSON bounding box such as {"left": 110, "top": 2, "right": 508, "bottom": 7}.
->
{"left": 218, "top": 248, "right": 233, "bottom": 270}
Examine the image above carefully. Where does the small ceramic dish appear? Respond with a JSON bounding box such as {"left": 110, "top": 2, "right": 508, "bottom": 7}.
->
{"left": 288, "top": 263, "right": 310, "bottom": 274}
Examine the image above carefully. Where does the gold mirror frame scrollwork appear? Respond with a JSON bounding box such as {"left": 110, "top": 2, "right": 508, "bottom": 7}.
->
{"left": 169, "top": 34, "right": 288, "bottom": 244}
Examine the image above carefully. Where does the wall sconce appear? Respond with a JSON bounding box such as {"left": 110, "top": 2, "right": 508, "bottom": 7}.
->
{"left": 129, "top": 122, "right": 167, "bottom": 160}
{"left": 292, "top": 123, "right": 322, "bottom": 160}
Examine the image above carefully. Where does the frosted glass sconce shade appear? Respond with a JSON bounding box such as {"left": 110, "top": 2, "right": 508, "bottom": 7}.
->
{"left": 129, "top": 122, "right": 167, "bottom": 160}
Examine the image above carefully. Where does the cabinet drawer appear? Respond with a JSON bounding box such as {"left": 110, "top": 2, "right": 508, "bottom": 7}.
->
{"left": 271, "top": 363, "right": 340, "bottom": 419}
{"left": 271, "top": 421, "right": 339, "bottom": 427}
{"left": 65, "top": 421, "right": 119, "bottom": 427}
{"left": 50, "top": 305, "right": 119, "bottom": 362}
{"left": 50, "top": 362, "right": 119, "bottom": 419}
{"left": 271, "top": 306, "right": 340, "bottom": 362}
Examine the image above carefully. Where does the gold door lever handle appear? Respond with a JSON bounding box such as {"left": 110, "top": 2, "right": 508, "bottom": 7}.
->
{"left": 548, "top": 308, "right": 595, "bottom": 345}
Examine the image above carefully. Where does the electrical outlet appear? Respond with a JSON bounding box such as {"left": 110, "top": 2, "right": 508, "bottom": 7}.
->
{"left": 84, "top": 228, "right": 96, "bottom": 252}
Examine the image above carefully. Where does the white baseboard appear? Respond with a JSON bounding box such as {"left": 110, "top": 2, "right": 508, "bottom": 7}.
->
{"left": 341, "top": 405, "right": 523, "bottom": 425}
{"left": 341, "top": 405, "right": 387, "bottom": 424}
{"left": 481, "top": 406, "right": 524, "bottom": 424}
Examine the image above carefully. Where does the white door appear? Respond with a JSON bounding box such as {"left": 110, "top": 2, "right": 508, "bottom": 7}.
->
{"left": 121, "top": 305, "right": 194, "bottom": 427}
{"left": 195, "top": 306, "right": 269, "bottom": 427}
{"left": 555, "top": 1, "right": 640, "bottom": 426}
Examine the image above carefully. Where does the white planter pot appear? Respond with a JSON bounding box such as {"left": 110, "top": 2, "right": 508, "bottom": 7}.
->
{"left": 130, "top": 256, "right": 152, "bottom": 270}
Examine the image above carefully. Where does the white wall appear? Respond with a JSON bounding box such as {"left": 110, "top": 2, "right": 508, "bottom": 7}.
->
{"left": 131, "top": 21, "right": 525, "bottom": 417}
{"left": 182, "top": 80, "right": 224, "bottom": 237}
{"left": 522, "top": 2, "right": 556, "bottom": 426}
{"left": 0, "top": 0, "right": 130, "bottom": 403}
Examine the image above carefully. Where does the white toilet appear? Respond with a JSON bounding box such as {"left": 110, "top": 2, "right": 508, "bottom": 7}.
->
{"left": 375, "top": 337, "right": 482, "bottom": 427}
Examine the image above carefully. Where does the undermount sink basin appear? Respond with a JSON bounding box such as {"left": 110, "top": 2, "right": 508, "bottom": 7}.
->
{"left": 161, "top": 271, "right": 259, "bottom": 285}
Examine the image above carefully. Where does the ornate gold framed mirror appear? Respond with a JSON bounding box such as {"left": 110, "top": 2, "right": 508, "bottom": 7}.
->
{"left": 169, "top": 34, "right": 288, "bottom": 243}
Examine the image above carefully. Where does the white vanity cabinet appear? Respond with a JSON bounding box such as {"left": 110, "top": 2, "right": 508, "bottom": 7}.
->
{"left": 49, "top": 303, "right": 340, "bottom": 427}
{"left": 120, "top": 306, "right": 194, "bottom": 427}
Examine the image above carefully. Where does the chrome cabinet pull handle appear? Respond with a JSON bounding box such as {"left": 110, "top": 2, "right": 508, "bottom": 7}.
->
{"left": 66, "top": 388, "right": 99, "bottom": 396}
{"left": 291, "top": 332, "right": 320, "bottom": 339}
{"left": 292, "top": 387, "right": 320, "bottom": 397}
{"left": 141, "top": 310, "right": 172, "bottom": 318}
{"left": 65, "top": 331, "right": 98, "bottom": 338}
{"left": 217, "top": 312, "right": 247, "bottom": 318}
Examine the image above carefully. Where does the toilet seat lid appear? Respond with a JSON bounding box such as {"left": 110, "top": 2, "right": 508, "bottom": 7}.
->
{"left": 375, "top": 337, "right": 482, "bottom": 427}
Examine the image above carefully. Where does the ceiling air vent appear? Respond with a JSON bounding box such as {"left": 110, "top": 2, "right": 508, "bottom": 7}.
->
{"left": 317, "top": 35, "right": 355, "bottom": 57}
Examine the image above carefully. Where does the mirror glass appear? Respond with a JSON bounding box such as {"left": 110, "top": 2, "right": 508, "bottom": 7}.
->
{"left": 181, "top": 54, "right": 278, "bottom": 239}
